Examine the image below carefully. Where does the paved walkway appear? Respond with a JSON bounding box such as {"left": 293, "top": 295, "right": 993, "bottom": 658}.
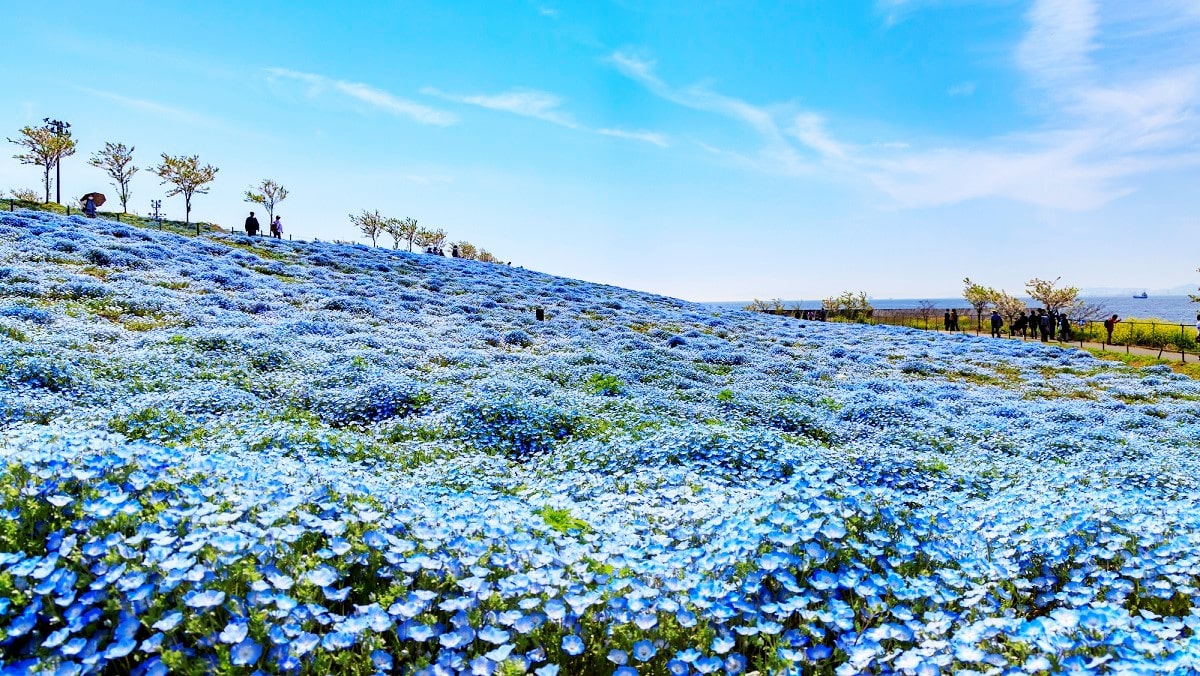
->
{"left": 937, "top": 329, "right": 1197, "bottom": 363}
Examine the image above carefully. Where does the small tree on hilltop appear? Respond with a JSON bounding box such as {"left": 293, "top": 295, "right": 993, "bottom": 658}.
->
{"left": 88, "top": 142, "right": 138, "bottom": 213}
{"left": 1026, "top": 277, "right": 1079, "bottom": 315}
{"left": 962, "top": 278, "right": 997, "bottom": 333}
{"left": 477, "top": 249, "right": 498, "bottom": 263}
{"left": 154, "top": 154, "right": 217, "bottom": 225}
{"left": 415, "top": 227, "right": 447, "bottom": 251}
{"left": 8, "top": 125, "right": 77, "bottom": 203}
{"left": 454, "top": 241, "right": 478, "bottom": 260}
{"left": 245, "top": 179, "right": 288, "bottom": 229}
{"left": 350, "top": 209, "right": 385, "bottom": 246}
{"left": 916, "top": 300, "right": 937, "bottom": 329}
{"left": 382, "top": 217, "right": 417, "bottom": 250}
{"left": 6, "top": 188, "right": 40, "bottom": 202}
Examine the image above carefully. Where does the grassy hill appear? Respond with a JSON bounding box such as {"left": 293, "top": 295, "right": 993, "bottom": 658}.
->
{"left": 1, "top": 209, "right": 1199, "bottom": 674}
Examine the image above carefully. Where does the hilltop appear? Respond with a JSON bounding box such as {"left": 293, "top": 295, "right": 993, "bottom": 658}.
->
{"left": 1, "top": 210, "right": 1199, "bottom": 674}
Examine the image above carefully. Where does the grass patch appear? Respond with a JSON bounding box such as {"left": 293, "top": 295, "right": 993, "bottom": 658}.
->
{"left": 1085, "top": 348, "right": 1200, "bottom": 380}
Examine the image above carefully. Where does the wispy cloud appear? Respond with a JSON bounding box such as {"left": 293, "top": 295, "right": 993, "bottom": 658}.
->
{"left": 611, "top": 1, "right": 1200, "bottom": 212}
{"left": 267, "top": 68, "right": 457, "bottom": 126}
{"left": 1016, "top": 0, "right": 1098, "bottom": 88}
{"left": 609, "top": 51, "right": 808, "bottom": 174}
{"left": 422, "top": 87, "right": 578, "bottom": 128}
{"left": 78, "top": 87, "right": 223, "bottom": 128}
{"left": 423, "top": 84, "right": 668, "bottom": 147}
{"left": 948, "top": 82, "right": 976, "bottom": 96}
{"left": 596, "top": 128, "right": 668, "bottom": 147}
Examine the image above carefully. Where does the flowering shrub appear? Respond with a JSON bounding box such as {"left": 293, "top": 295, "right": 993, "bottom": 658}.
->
{"left": 1, "top": 209, "right": 1200, "bottom": 674}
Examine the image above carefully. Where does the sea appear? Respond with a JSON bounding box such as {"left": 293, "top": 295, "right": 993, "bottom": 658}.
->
{"left": 701, "top": 295, "right": 1200, "bottom": 324}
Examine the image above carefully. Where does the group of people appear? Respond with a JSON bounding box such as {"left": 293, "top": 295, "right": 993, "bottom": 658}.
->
{"left": 244, "top": 212, "right": 284, "bottom": 239}
{"left": 944, "top": 308, "right": 1125, "bottom": 344}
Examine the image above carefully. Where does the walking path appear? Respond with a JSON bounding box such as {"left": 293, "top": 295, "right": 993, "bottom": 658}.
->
{"left": 946, "top": 330, "right": 1196, "bottom": 363}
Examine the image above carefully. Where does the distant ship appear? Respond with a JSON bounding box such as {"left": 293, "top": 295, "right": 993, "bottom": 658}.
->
{"left": 1133, "top": 291, "right": 1148, "bottom": 299}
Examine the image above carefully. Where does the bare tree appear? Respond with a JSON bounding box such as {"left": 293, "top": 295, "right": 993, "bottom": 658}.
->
{"left": 916, "top": 300, "right": 937, "bottom": 329}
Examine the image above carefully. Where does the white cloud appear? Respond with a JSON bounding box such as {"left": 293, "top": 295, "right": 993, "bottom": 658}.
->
{"left": 78, "top": 87, "right": 222, "bottom": 128}
{"left": 267, "top": 68, "right": 457, "bottom": 127}
{"left": 423, "top": 84, "right": 668, "bottom": 147}
{"left": 596, "top": 128, "right": 669, "bottom": 147}
{"left": 609, "top": 50, "right": 809, "bottom": 174}
{"left": 611, "top": 1, "right": 1200, "bottom": 212}
{"left": 421, "top": 87, "right": 578, "bottom": 128}
{"left": 1016, "top": 0, "right": 1098, "bottom": 88}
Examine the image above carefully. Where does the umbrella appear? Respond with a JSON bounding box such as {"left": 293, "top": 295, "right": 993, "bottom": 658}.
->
{"left": 80, "top": 192, "right": 107, "bottom": 207}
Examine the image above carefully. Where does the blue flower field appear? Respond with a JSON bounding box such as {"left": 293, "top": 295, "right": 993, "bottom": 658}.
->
{"left": 1, "top": 210, "right": 1199, "bottom": 674}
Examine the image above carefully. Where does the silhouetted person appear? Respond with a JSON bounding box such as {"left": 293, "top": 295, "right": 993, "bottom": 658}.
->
{"left": 990, "top": 310, "right": 1003, "bottom": 338}
{"left": 1059, "top": 314, "right": 1071, "bottom": 341}
{"left": 1104, "top": 314, "right": 1120, "bottom": 344}
{"left": 944, "top": 310, "right": 951, "bottom": 331}
{"left": 245, "top": 212, "right": 260, "bottom": 237}
{"left": 271, "top": 216, "right": 283, "bottom": 239}
{"left": 950, "top": 309, "right": 959, "bottom": 332}
{"left": 1039, "top": 310, "right": 1050, "bottom": 342}
{"left": 1013, "top": 313, "right": 1027, "bottom": 338}
{"left": 1047, "top": 310, "right": 1057, "bottom": 340}
{"left": 83, "top": 195, "right": 97, "bottom": 218}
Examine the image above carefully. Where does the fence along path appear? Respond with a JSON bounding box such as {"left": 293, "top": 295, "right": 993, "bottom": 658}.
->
{"left": 761, "top": 308, "right": 1200, "bottom": 363}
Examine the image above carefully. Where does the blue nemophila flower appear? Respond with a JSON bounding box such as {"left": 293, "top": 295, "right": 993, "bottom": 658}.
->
{"left": 231, "top": 638, "right": 262, "bottom": 666}
{"left": 219, "top": 620, "right": 249, "bottom": 644}
{"left": 608, "top": 649, "right": 628, "bottom": 665}
{"left": 632, "top": 640, "right": 657, "bottom": 662}
{"left": 184, "top": 589, "right": 225, "bottom": 609}
{"left": 562, "top": 634, "right": 585, "bottom": 656}
{"left": 479, "top": 625, "right": 510, "bottom": 644}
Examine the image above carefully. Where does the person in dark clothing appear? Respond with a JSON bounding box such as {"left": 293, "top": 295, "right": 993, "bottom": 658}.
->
{"left": 245, "top": 212, "right": 260, "bottom": 236}
{"left": 1013, "top": 313, "right": 1027, "bottom": 338}
{"left": 950, "top": 309, "right": 959, "bottom": 332}
{"left": 990, "top": 310, "right": 1003, "bottom": 338}
{"left": 1104, "top": 314, "right": 1120, "bottom": 344}
{"left": 84, "top": 195, "right": 97, "bottom": 218}
{"left": 1059, "top": 313, "right": 1071, "bottom": 341}
{"left": 944, "top": 310, "right": 951, "bottom": 331}
{"left": 1039, "top": 310, "right": 1050, "bottom": 342}
{"left": 1047, "top": 310, "right": 1057, "bottom": 340}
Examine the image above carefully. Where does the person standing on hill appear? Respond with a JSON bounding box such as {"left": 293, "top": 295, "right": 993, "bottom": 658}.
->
{"left": 1039, "top": 310, "right": 1050, "bottom": 342}
{"left": 271, "top": 215, "right": 283, "bottom": 239}
{"left": 1013, "top": 312, "right": 1027, "bottom": 338}
{"left": 245, "top": 211, "right": 260, "bottom": 237}
{"left": 1059, "top": 313, "right": 1071, "bottom": 341}
{"left": 84, "top": 195, "right": 97, "bottom": 218}
{"left": 990, "top": 310, "right": 1003, "bottom": 338}
{"left": 950, "top": 309, "right": 960, "bottom": 332}
{"left": 1195, "top": 314, "right": 1200, "bottom": 342}
{"left": 944, "top": 310, "right": 951, "bottom": 332}
{"left": 1104, "top": 314, "right": 1120, "bottom": 344}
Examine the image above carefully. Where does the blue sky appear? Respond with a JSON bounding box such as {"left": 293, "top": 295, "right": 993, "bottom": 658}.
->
{"left": 3, "top": 0, "right": 1199, "bottom": 301}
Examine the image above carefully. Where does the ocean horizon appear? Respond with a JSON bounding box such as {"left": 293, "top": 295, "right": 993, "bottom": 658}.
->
{"left": 702, "top": 295, "right": 1200, "bottom": 324}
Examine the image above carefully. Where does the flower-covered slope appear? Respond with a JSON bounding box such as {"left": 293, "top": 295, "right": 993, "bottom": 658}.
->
{"left": 1, "top": 209, "right": 1200, "bottom": 675}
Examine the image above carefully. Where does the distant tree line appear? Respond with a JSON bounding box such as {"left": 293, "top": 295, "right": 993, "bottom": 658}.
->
{"left": 349, "top": 210, "right": 502, "bottom": 262}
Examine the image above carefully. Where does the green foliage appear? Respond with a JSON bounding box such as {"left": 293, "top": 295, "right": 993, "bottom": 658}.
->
{"left": 245, "top": 178, "right": 289, "bottom": 226}
{"left": 6, "top": 187, "right": 40, "bottom": 202}
{"left": 382, "top": 216, "right": 419, "bottom": 250}
{"left": 716, "top": 388, "right": 735, "bottom": 403}
{"left": 8, "top": 125, "right": 77, "bottom": 203}
{"left": 822, "top": 291, "right": 873, "bottom": 321}
{"left": 154, "top": 154, "right": 218, "bottom": 224}
{"left": 584, "top": 373, "right": 625, "bottom": 396}
{"left": 108, "top": 407, "right": 204, "bottom": 445}
{"left": 535, "top": 505, "right": 591, "bottom": 534}
{"left": 88, "top": 142, "right": 138, "bottom": 212}
{"left": 350, "top": 209, "right": 386, "bottom": 247}
{"left": 0, "top": 323, "right": 28, "bottom": 342}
